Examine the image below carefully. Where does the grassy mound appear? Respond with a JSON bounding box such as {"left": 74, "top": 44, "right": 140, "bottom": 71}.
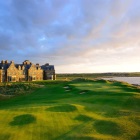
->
{"left": 0, "top": 83, "right": 39, "bottom": 96}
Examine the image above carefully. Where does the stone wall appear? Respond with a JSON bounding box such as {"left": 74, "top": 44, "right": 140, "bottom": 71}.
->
{"left": 7, "top": 62, "right": 18, "bottom": 82}
{"left": 43, "top": 70, "right": 55, "bottom": 80}
{"left": 28, "top": 65, "right": 43, "bottom": 81}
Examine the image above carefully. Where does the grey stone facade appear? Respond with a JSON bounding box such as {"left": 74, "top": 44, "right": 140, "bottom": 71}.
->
{"left": 0, "top": 60, "right": 56, "bottom": 82}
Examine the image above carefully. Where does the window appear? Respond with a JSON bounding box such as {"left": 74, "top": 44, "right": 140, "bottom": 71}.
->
{"left": 19, "top": 78, "right": 25, "bottom": 81}
{"left": 33, "top": 77, "right": 36, "bottom": 80}
{"left": 2, "top": 71, "right": 5, "bottom": 75}
{"left": 23, "top": 70, "right": 25, "bottom": 74}
{"left": 8, "top": 76, "right": 11, "bottom": 82}
{"left": 12, "top": 77, "right": 16, "bottom": 81}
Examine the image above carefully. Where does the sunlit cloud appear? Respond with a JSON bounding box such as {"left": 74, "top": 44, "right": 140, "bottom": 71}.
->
{"left": 0, "top": 0, "right": 140, "bottom": 72}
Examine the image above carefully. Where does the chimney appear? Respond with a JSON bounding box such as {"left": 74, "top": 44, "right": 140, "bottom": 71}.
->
{"left": 10, "top": 60, "right": 14, "bottom": 63}
{"left": 5, "top": 60, "right": 8, "bottom": 64}
{"left": 45, "top": 63, "right": 49, "bottom": 66}
{"left": 23, "top": 62, "right": 26, "bottom": 65}
{"left": 1, "top": 60, "right": 5, "bottom": 64}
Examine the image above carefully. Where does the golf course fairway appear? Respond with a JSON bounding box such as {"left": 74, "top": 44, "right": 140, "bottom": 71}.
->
{"left": 0, "top": 79, "right": 140, "bottom": 140}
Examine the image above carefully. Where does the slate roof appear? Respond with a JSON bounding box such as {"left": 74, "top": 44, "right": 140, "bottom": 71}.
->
{"left": 0, "top": 61, "right": 55, "bottom": 71}
{"left": 19, "top": 64, "right": 32, "bottom": 69}
{"left": 0, "top": 63, "right": 32, "bottom": 70}
{"left": 41, "top": 65, "right": 55, "bottom": 70}
{"left": 0, "top": 63, "right": 11, "bottom": 70}
{"left": 15, "top": 64, "right": 23, "bottom": 68}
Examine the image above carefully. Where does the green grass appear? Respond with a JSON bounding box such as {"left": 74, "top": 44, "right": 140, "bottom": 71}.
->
{"left": 47, "top": 104, "right": 77, "bottom": 112}
{"left": 0, "top": 79, "right": 140, "bottom": 140}
{"left": 9, "top": 114, "right": 36, "bottom": 126}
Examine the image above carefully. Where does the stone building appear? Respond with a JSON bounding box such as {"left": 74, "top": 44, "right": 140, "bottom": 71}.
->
{"left": 0, "top": 60, "right": 56, "bottom": 82}
{"left": 41, "top": 63, "right": 56, "bottom": 80}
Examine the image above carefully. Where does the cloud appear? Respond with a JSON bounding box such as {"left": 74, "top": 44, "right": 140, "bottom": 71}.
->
{"left": 0, "top": 0, "right": 140, "bottom": 72}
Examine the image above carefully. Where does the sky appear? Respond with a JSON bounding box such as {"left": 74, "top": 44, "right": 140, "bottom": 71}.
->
{"left": 0, "top": 0, "right": 140, "bottom": 73}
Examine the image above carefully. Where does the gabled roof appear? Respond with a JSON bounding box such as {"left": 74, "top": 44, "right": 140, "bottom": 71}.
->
{"left": 0, "top": 62, "right": 32, "bottom": 70}
{"left": 15, "top": 64, "right": 23, "bottom": 68}
{"left": 15, "top": 64, "right": 32, "bottom": 70}
{"left": 24, "top": 64, "right": 32, "bottom": 69}
{"left": 0, "top": 60, "right": 55, "bottom": 71}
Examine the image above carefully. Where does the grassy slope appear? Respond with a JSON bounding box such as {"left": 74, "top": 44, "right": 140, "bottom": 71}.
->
{"left": 0, "top": 80, "right": 140, "bottom": 140}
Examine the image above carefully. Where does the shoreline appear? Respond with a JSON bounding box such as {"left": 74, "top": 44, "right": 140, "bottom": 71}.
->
{"left": 102, "top": 77, "right": 140, "bottom": 86}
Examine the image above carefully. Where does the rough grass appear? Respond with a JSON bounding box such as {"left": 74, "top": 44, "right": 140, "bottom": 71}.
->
{"left": 0, "top": 79, "right": 140, "bottom": 140}
{"left": 0, "top": 82, "right": 39, "bottom": 96}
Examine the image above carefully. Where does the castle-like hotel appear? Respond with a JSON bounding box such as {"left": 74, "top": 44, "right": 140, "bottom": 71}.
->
{"left": 0, "top": 60, "right": 56, "bottom": 82}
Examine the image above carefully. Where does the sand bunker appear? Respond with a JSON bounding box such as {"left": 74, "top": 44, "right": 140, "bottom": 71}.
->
{"left": 80, "top": 92, "right": 86, "bottom": 94}
{"left": 63, "top": 86, "right": 71, "bottom": 91}
{"left": 65, "top": 90, "right": 71, "bottom": 91}
{"left": 63, "top": 86, "right": 69, "bottom": 89}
